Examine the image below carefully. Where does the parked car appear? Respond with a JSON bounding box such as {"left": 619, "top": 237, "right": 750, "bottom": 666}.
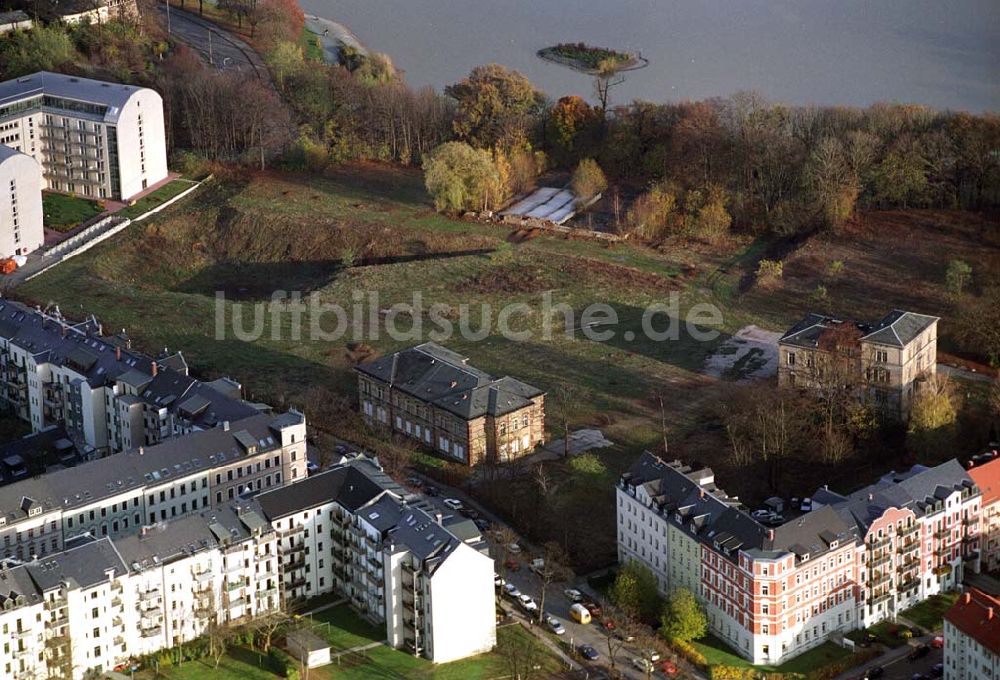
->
{"left": 424, "top": 485, "right": 440, "bottom": 497}
{"left": 564, "top": 588, "right": 583, "bottom": 603}
{"left": 930, "top": 664, "right": 944, "bottom": 678}
{"left": 494, "top": 573, "right": 505, "bottom": 588}
{"left": 631, "top": 657, "right": 654, "bottom": 673}
{"left": 443, "top": 498, "right": 463, "bottom": 511}
{"left": 474, "top": 518, "right": 490, "bottom": 531}
{"left": 569, "top": 603, "right": 592, "bottom": 624}
{"left": 800, "top": 497, "right": 813, "bottom": 512}
{"left": 507, "top": 543, "right": 522, "bottom": 554}
{"left": 502, "top": 583, "right": 521, "bottom": 599}
{"left": 863, "top": 667, "right": 885, "bottom": 680}
{"left": 505, "top": 557, "right": 521, "bottom": 571}
{"left": 751, "top": 509, "right": 773, "bottom": 521}
{"left": 545, "top": 615, "right": 565, "bottom": 635}
{"left": 578, "top": 644, "right": 599, "bottom": 661}
{"left": 642, "top": 648, "right": 661, "bottom": 662}
{"left": 931, "top": 636, "right": 944, "bottom": 649}
{"left": 517, "top": 594, "right": 538, "bottom": 613}
{"left": 909, "top": 644, "right": 930, "bottom": 661}
{"left": 405, "top": 476, "right": 423, "bottom": 488}
{"left": 460, "top": 507, "right": 480, "bottom": 520}
{"left": 582, "top": 600, "right": 602, "bottom": 619}
{"left": 659, "top": 660, "right": 678, "bottom": 675}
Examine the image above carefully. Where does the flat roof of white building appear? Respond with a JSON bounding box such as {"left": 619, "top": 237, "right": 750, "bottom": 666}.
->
{"left": 0, "top": 71, "right": 153, "bottom": 124}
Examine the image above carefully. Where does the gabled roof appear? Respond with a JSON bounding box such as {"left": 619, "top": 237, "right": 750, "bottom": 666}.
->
{"left": 969, "top": 458, "right": 1000, "bottom": 507}
{"left": 945, "top": 588, "right": 1000, "bottom": 656}
{"left": 356, "top": 342, "right": 543, "bottom": 419}
{"left": 254, "top": 458, "right": 390, "bottom": 520}
{"left": 861, "top": 310, "right": 938, "bottom": 347}
{"left": 25, "top": 537, "right": 126, "bottom": 592}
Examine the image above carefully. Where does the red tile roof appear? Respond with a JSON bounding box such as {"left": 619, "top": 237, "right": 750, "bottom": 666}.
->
{"left": 945, "top": 588, "right": 1000, "bottom": 656}
{"left": 969, "top": 457, "right": 1000, "bottom": 506}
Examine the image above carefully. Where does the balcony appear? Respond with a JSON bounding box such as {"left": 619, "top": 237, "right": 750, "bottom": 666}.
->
{"left": 404, "top": 637, "right": 424, "bottom": 655}
{"left": 13, "top": 628, "right": 32, "bottom": 639}
{"left": 897, "top": 579, "right": 916, "bottom": 592}
{"left": 139, "top": 589, "right": 161, "bottom": 601}
{"left": 258, "top": 587, "right": 279, "bottom": 600}
{"left": 194, "top": 570, "right": 213, "bottom": 585}
{"left": 288, "top": 576, "right": 307, "bottom": 590}
{"left": 282, "top": 542, "right": 305, "bottom": 556}
{"left": 868, "top": 537, "right": 891, "bottom": 550}
{"left": 869, "top": 554, "right": 891, "bottom": 569}
{"left": 898, "top": 523, "right": 919, "bottom": 537}
{"left": 49, "top": 614, "right": 68, "bottom": 629}
{"left": 932, "top": 564, "right": 953, "bottom": 576}
{"left": 226, "top": 578, "right": 247, "bottom": 592}
{"left": 44, "top": 597, "right": 66, "bottom": 611}
{"left": 870, "top": 592, "right": 893, "bottom": 606}
{"left": 869, "top": 572, "right": 891, "bottom": 588}
{"left": 141, "top": 625, "right": 162, "bottom": 638}
{"left": 896, "top": 540, "right": 919, "bottom": 555}
{"left": 285, "top": 556, "right": 306, "bottom": 571}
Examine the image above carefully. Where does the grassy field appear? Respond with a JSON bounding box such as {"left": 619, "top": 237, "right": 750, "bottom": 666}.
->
{"left": 901, "top": 592, "right": 960, "bottom": 631}
{"left": 119, "top": 179, "right": 198, "bottom": 219}
{"left": 846, "top": 621, "right": 910, "bottom": 649}
{"left": 693, "top": 635, "right": 854, "bottom": 674}
{"left": 41, "top": 192, "right": 103, "bottom": 231}
{"left": 16, "top": 164, "right": 999, "bottom": 570}
{"left": 140, "top": 622, "right": 560, "bottom": 680}
{"left": 305, "top": 604, "right": 385, "bottom": 650}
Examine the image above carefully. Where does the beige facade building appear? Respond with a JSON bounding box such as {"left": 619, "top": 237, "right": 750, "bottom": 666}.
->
{"left": 778, "top": 309, "right": 938, "bottom": 420}
{"left": 356, "top": 343, "right": 545, "bottom": 465}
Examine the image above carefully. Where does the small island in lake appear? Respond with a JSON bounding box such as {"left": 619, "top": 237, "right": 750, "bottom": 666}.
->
{"left": 538, "top": 42, "right": 647, "bottom": 73}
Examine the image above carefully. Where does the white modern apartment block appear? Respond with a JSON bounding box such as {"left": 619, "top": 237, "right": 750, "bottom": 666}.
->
{"left": 0, "top": 71, "right": 167, "bottom": 201}
{"left": 0, "top": 503, "right": 277, "bottom": 680}
{"left": 943, "top": 588, "right": 1000, "bottom": 680}
{"left": 618, "top": 453, "right": 981, "bottom": 666}
{"left": 0, "top": 145, "right": 44, "bottom": 258}
{"left": 0, "top": 409, "right": 307, "bottom": 563}
{"left": 256, "top": 457, "right": 496, "bottom": 663}
{"left": 0, "top": 300, "right": 262, "bottom": 456}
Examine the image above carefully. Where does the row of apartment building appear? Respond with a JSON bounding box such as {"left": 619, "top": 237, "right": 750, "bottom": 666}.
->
{"left": 943, "top": 587, "right": 999, "bottom": 680}
{"left": 0, "top": 300, "right": 260, "bottom": 457}
{"left": 356, "top": 342, "right": 545, "bottom": 465}
{"left": 0, "top": 453, "right": 496, "bottom": 679}
{"left": 617, "top": 452, "right": 987, "bottom": 665}
{"left": 254, "top": 457, "right": 496, "bottom": 664}
{"left": 0, "top": 501, "right": 279, "bottom": 680}
{"left": 0, "top": 70, "right": 169, "bottom": 258}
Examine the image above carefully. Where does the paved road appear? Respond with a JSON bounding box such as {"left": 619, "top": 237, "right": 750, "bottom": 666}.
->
{"left": 833, "top": 638, "right": 942, "bottom": 680}
{"left": 156, "top": 5, "right": 268, "bottom": 80}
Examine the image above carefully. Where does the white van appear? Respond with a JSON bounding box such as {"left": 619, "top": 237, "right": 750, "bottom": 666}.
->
{"left": 570, "top": 603, "right": 592, "bottom": 625}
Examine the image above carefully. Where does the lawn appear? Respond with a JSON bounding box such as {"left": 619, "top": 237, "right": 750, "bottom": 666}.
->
{"left": 901, "top": 592, "right": 960, "bottom": 631}
{"left": 300, "top": 27, "right": 325, "bottom": 63}
{"left": 306, "top": 604, "right": 385, "bottom": 650}
{"left": 41, "top": 192, "right": 103, "bottom": 231}
{"left": 846, "top": 620, "right": 911, "bottom": 648}
{"left": 14, "top": 165, "right": 999, "bottom": 572}
{"left": 693, "top": 635, "right": 854, "bottom": 674}
{"left": 140, "top": 622, "right": 559, "bottom": 680}
{"left": 118, "top": 179, "right": 198, "bottom": 219}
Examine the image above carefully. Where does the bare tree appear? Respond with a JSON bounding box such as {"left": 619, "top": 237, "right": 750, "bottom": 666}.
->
{"left": 252, "top": 609, "right": 288, "bottom": 653}
{"left": 496, "top": 623, "right": 543, "bottom": 680}
{"left": 594, "top": 58, "right": 627, "bottom": 119}
{"left": 598, "top": 602, "right": 641, "bottom": 673}
{"left": 206, "top": 617, "right": 235, "bottom": 668}
{"left": 491, "top": 524, "right": 520, "bottom": 604}
{"left": 535, "top": 541, "right": 571, "bottom": 624}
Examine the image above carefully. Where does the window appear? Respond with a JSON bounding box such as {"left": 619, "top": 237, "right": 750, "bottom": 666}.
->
{"left": 786, "top": 352, "right": 795, "bottom": 366}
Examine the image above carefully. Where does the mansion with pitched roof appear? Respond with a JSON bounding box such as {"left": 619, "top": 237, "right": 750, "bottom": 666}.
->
{"left": 355, "top": 343, "right": 545, "bottom": 465}
{"left": 778, "top": 309, "right": 938, "bottom": 420}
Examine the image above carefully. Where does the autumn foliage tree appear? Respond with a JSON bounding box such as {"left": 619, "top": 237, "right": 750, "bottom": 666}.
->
{"left": 446, "top": 64, "right": 543, "bottom": 151}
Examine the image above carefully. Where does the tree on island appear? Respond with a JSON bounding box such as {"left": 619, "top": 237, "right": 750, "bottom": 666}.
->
{"left": 594, "top": 57, "right": 628, "bottom": 118}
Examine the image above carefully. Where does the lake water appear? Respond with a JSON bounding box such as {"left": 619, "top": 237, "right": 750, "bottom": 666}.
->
{"left": 299, "top": 0, "right": 999, "bottom": 112}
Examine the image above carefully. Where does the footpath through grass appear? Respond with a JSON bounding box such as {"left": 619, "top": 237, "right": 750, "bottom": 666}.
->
{"left": 42, "top": 192, "right": 103, "bottom": 231}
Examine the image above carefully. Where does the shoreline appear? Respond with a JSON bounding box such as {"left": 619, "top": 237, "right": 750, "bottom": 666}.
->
{"left": 304, "top": 15, "right": 368, "bottom": 64}
{"left": 537, "top": 47, "right": 648, "bottom": 76}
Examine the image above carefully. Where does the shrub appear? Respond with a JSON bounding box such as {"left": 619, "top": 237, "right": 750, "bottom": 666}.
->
{"left": 668, "top": 637, "right": 707, "bottom": 669}
{"left": 571, "top": 158, "right": 608, "bottom": 204}
{"left": 423, "top": 141, "right": 501, "bottom": 213}
{"left": 945, "top": 259, "right": 972, "bottom": 295}
{"left": 756, "top": 259, "right": 784, "bottom": 288}
{"left": 828, "top": 259, "right": 845, "bottom": 276}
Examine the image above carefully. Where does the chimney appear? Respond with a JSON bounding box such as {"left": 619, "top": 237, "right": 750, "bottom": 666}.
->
{"left": 151, "top": 361, "right": 158, "bottom": 377}
{"left": 138, "top": 446, "right": 144, "bottom": 455}
{"left": 223, "top": 421, "right": 230, "bottom": 432}
{"left": 435, "top": 512, "right": 443, "bottom": 525}
{"left": 964, "top": 592, "right": 972, "bottom": 604}
{"left": 115, "top": 346, "right": 121, "bottom": 361}
{"left": 61, "top": 325, "right": 67, "bottom": 338}
{"left": 988, "top": 607, "right": 995, "bottom": 620}
{"left": 699, "top": 488, "right": 705, "bottom": 499}
{"left": 768, "top": 529, "right": 774, "bottom": 541}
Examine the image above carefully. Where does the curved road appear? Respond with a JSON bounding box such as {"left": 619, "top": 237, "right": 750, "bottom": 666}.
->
{"left": 156, "top": 5, "right": 270, "bottom": 83}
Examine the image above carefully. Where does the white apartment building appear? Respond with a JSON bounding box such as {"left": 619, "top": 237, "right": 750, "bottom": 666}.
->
{"left": 943, "top": 588, "right": 1000, "bottom": 680}
{"left": 256, "top": 457, "right": 496, "bottom": 663}
{"left": 0, "top": 145, "right": 44, "bottom": 258}
{"left": 0, "top": 410, "right": 307, "bottom": 563}
{"left": 0, "top": 503, "right": 277, "bottom": 680}
{"left": 0, "top": 300, "right": 260, "bottom": 456}
{"left": 0, "top": 71, "right": 167, "bottom": 201}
